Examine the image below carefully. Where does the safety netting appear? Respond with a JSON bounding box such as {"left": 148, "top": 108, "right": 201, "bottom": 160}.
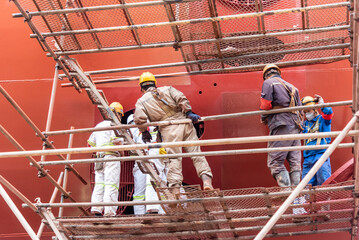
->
{"left": 16, "top": 0, "right": 350, "bottom": 74}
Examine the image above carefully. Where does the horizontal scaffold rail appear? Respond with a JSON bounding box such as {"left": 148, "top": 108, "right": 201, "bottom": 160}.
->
{"left": 59, "top": 43, "right": 350, "bottom": 77}
{"left": 54, "top": 25, "right": 349, "bottom": 56}
{"left": 11, "top": 0, "right": 81, "bottom": 91}
{"left": 23, "top": 184, "right": 353, "bottom": 208}
{"left": 12, "top": 0, "right": 201, "bottom": 18}
{"left": 43, "top": 101, "right": 352, "bottom": 136}
{"left": 30, "top": 2, "right": 349, "bottom": 38}
{"left": 2, "top": 130, "right": 357, "bottom": 159}
{"left": 38, "top": 143, "right": 354, "bottom": 166}
{"left": 62, "top": 55, "right": 351, "bottom": 86}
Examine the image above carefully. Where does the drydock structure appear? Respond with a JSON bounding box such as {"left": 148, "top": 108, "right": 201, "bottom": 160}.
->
{"left": 1, "top": 0, "right": 359, "bottom": 239}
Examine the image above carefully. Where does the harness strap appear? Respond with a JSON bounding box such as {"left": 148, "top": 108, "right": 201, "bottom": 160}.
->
{"left": 273, "top": 77, "right": 303, "bottom": 131}
{"left": 150, "top": 89, "right": 178, "bottom": 120}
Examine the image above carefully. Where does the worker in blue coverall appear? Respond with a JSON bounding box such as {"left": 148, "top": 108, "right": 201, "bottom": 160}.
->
{"left": 302, "top": 95, "right": 333, "bottom": 186}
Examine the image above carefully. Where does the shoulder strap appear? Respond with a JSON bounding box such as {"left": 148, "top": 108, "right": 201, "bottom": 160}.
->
{"left": 150, "top": 89, "right": 177, "bottom": 118}
{"left": 274, "top": 77, "right": 296, "bottom": 107}
{"left": 273, "top": 77, "right": 303, "bottom": 131}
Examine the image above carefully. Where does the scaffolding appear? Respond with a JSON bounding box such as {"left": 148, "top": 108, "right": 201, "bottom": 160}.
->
{"left": 1, "top": 0, "right": 359, "bottom": 239}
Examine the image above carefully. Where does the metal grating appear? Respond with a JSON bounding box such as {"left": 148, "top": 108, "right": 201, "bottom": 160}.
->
{"left": 53, "top": 181, "right": 354, "bottom": 239}
{"left": 15, "top": 0, "right": 350, "bottom": 76}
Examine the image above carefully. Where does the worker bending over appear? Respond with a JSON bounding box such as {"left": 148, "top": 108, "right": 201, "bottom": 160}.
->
{"left": 133, "top": 72, "right": 213, "bottom": 192}
{"left": 302, "top": 95, "right": 333, "bottom": 186}
{"left": 87, "top": 102, "right": 124, "bottom": 216}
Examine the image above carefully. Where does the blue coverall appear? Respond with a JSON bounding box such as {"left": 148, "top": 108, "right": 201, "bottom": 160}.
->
{"left": 302, "top": 107, "right": 333, "bottom": 186}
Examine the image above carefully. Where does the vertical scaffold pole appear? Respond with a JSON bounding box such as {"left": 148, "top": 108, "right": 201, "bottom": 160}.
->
{"left": 59, "top": 127, "right": 75, "bottom": 218}
{"left": 352, "top": 0, "right": 359, "bottom": 238}
{"left": 41, "top": 64, "right": 60, "bottom": 162}
{"left": 37, "top": 172, "right": 63, "bottom": 238}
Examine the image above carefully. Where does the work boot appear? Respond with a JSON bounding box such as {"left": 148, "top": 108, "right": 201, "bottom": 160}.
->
{"left": 275, "top": 171, "right": 291, "bottom": 187}
{"left": 272, "top": 171, "right": 291, "bottom": 202}
{"left": 290, "top": 171, "right": 301, "bottom": 186}
{"left": 201, "top": 174, "right": 213, "bottom": 190}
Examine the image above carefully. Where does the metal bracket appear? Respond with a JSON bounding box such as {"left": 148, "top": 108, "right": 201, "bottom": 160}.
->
{"left": 353, "top": 191, "right": 359, "bottom": 198}
{"left": 23, "top": 10, "right": 32, "bottom": 22}
{"left": 37, "top": 170, "right": 47, "bottom": 178}
{"left": 173, "top": 41, "right": 180, "bottom": 51}
{"left": 61, "top": 193, "right": 69, "bottom": 199}
{"left": 42, "top": 141, "right": 54, "bottom": 148}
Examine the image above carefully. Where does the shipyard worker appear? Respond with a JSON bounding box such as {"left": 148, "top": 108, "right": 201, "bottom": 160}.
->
{"left": 260, "top": 64, "right": 303, "bottom": 188}
{"left": 133, "top": 72, "right": 213, "bottom": 192}
{"left": 127, "top": 114, "right": 168, "bottom": 214}
{"left": 302, "top": 95, "right": 333, "bottom": 186}
{"left": 87, "top": 102, "right": 125, "bottom": 217}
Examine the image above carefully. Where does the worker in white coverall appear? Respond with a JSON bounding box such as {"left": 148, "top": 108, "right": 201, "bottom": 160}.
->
{"left": 133, "top": 72, "right": 213, "bottom": 193}
{"left": 128, "top": 114, "right": 168, "bottom": 214}
{"left": 87, "top": 102, "right": 124, "bottom": 217}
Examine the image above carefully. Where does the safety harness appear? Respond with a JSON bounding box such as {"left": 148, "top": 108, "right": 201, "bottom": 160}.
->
{"left": 304, "top": 116, "right": 327, "bottom": 145}
{"left": 150, "top": 88, "right": 178, "bottom": 120}
{"left": 273, "top": 77, "right": 303, "bottom": 131}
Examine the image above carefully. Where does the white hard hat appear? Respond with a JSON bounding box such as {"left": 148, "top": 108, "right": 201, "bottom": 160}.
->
{"left": 127, "top": 114, "right": 134, "bottom": 124}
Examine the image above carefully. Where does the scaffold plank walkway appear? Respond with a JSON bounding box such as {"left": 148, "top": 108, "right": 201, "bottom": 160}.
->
{"left": 44, "top": 182, "right": 354, "bottom": 239}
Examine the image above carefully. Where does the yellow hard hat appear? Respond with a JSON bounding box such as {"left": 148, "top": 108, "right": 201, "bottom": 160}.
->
{"left": 263, "top": 64, "right": 281, "bottom": 79}
{"left": 301, "top": 96, "right": 315, "bottom": 106}
{"left": 139, "top": 72, "right": 157, "bottom": 86}
{"left": 109, "top": 102, "right": 124, "bottom": 116}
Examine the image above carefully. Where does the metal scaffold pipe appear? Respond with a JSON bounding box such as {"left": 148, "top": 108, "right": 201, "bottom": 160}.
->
{"left": 0, "top": 183, "right": 39, "bottom": 240}
{"left": 36, "top": 172, "right": 63, "bottom": 239}
{"left": 59, "top": 43, "right": 350, "bottom": 77}
{"left": 38, "top": 143, "right": 354, "bottom": 166}
{"left": 43, "top": 101, "right": 351, "bottom": 136}
{"left": 11, "top": 0, "right": 81, "bottom": 91}
{"left": 31, "top": 2, "right": 349, "bottom": 38}
{"left": 0, "top": 84, "right": 87, "bottom": 185}
{"left": 62, "top": 55, "right": 350, "bottom": 86}
{"left": 24, "top": 184, "right": 353, "bottom": 208}
{"left": 254, "top": 112, "right": 359, "bottom": 240}
{"left": 0, "top": 130, "right": 356, "bottom": 159}
{"left": 54, "top": 25, "right": 349, "bottom": 56}
{"left": 12, "top": 0, "right": 201, "bottom": 18}
{"left": 0, "top": 125, "right": 88, "bottom": 215}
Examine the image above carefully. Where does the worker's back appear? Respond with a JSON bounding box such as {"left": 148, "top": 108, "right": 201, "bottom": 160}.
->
{"left": 261, "top": 76, "right": 302, "bottom": 131}
{"left": 134, "top": 86, "right": 191, "bottom": 124}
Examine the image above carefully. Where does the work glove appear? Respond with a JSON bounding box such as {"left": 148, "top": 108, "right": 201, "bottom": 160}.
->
{"left": 141, "top": 130, "right": 152, "bottom": 143}
{"left": 159, "top": 147, "right": 167, "bottom": 155}
{"left": 186, "top": 111, "right": 201, "bottom": 123}
{"left": 315, "top": 94, "right": 324, "bottom": 104}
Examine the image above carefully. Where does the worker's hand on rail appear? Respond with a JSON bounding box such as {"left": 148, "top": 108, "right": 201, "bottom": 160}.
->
{"left": 186, "top": 111, "right": 201, "bottom": 124}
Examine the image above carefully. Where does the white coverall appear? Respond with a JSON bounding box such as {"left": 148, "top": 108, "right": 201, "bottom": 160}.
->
{"left": 129, "top": 118, "right": 167, "bottom": 215}
{"left": 88, "top": 120, "right": 123, "bottom": 216}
